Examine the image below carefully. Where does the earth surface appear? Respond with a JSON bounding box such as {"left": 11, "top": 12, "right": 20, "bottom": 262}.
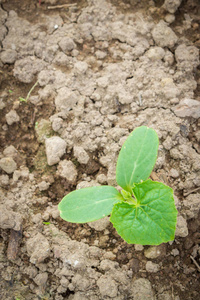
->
{"left": 0, "top": 0, "right": 200, "bottom": 299}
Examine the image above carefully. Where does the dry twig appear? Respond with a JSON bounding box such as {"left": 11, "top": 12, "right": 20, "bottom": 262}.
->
{"left": 48, "top": 3, "right": 77, "bottom": 9}
{"left": 190, "top": 255, "right": 200, "bottom": 272}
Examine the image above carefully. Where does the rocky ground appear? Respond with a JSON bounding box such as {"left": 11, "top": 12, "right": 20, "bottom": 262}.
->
{"left": 0, "top": 0, "right": 200, "bottom": 299}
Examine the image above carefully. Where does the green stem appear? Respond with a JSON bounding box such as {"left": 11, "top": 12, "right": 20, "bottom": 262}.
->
{"left": 26, "top": 80, "right": 38, "bottom": 102}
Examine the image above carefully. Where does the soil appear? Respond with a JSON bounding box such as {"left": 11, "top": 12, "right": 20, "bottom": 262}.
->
{"left": 0, "top": 0, "right": 200, "bottom": 299}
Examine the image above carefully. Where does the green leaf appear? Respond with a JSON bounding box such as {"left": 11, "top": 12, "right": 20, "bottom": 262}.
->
{"left": 110, "top": 179, "right": 178, "bottom": 245}
{"left": 116, "top": 126, "right": 159, "bottom": 192}
{"left": 58, "top": 186, "right": 123, "bottom": 223}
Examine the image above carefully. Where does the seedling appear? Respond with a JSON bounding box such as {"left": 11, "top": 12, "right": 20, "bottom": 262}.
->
{"left": 58, "top": 126, "right": 178, "bottom": 245}
{"left": 19, "top": 80, "right": 38, "bottom": 103}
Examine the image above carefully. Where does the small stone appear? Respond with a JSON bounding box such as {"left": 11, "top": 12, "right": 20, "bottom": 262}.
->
{"left": 38, "top": 181, "right": 50, "bottom": 191}
{"left": 146, "top": 261, "right": 160, "bottom": 273}
{"left": 165, "top": 14, "right": 176, "bottom": 24}
{"left": 0, "top": 49, "right": 17, "bottom": 64}
{"left": 57, "top": 160, "right": 77, "bottom": 183}
{"left": 88, "top": 217, "right": 110, "bottom": 231}
{"left": 96, "top": 173, "right": 107, "bottom": 184}
{"left": 55, "top": 87, "right": 79, "bottom": 112}
{"left": 45, "top": 136, "right": 66, "bottom": 166}
{"left": 146, "top": 47, "right": 165, "bottom": 61}
{"left": 0, "top": 157, "right": 17, "bottom": 174}
{"left": 152, "top": 21, "right": 178, "bottom": 48}
{"left": 26, "top": 233, "right": 50, "bottom": 264}
{"left": 3, "top": 145, "right": 18, "bottom": 157}
{"left": 175, "top": 215, "right": 188, "bottom": 237}
{"left": 169, "top": 168, "right": 179, "bottom": 178}
{"left": 171, "top": 249, "right": 179, "bottom": 256}
{"left": 97, "top": 275, "right": 118, "bottom": 298}
{"left": 51, "top": 117, "right": 63, "bottom": 132}
{"left": 95, "top": 50, "right": 107, "bottom": 59}
{"left": 59, "top": 37, "right": 75, "bottom": 53}
{"left": 163, "top": 0, "right": 182, "bottom": 14}
{"left": 173, "top": 98, "right": 200, "bottom": 119}
{"left": 33, "top": 272, "right": 48, "bottom": 287}
{"left": 0, "top": 206, "right": 22, "bottom": 231}
{"left": 0, "top": 98, "right": 5, "bottom": 110}
{"left": 131, "top": 278, "right": 154, "bottom": 300}
{"left": 175, "top": 44, "right": 199, "bottom": 71}
{"left": 0, "top": 174, "right": 9, "bottom": 186}
{"left": 74, "top": 61, "right": 88, "bottom": 74}
{"left": 73, "top": 146, "right": 90, "bottom": 164}
{"left": 144, "top": 245, "right": 165, "bottom": 259}
{"left": 134, "top": 244, "right": 144, "bottom": 251}
{"left": 5, "top": 110, "right": 20, "bottom": 125}
{"left": 183, "top": 194, "right": 200, "bottom": 219}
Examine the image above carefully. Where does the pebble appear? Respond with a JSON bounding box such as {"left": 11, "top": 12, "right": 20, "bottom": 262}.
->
{"left": 173, "top": 98, "right": 200, "bottom": 119}
{"left": 88, "top": 217, "right": 110, "bottom": 231}
{"left": 73, "top": 146, "right": 90, "bottom": 164}
{"left": 175, "top": 215, "right": 188, "bottom": 237}
{"left": 26, "top": 233, "right": 50, "bottom": 264}
{"left": 131, "top": 278, "right": 154, "bottom": 300}
{"left": 144, "top": 245, "right": 165, "bottom": 259}
{"left": 57, "top": 160, "right": 77, "bottom": 183}
{"left": 45, "top": 136, "right": 67, "bottom": 166}
{"left": 5, "top": 110, "right": 20, "bottom": 125}
{"left": 0, "top": 157, "right": 17, "bottom": 174}
{"left": 152, "top": 20, "right": 178, "bottom": 48}
{"left": 146, "top": 261, "right": 160, "bottom": 273}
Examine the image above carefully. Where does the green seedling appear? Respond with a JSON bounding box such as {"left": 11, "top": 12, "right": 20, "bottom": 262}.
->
{"left": 19, "top": 80, "right": 38, "bottom": 103}
{"left": 9, "top": 89, "right": 13, "bottom": 94}
{"left": 43, "top": 221, "right": 51, "bottom": 225}
{"left": 58, "top": 126, "right": 178, "bottom": 245}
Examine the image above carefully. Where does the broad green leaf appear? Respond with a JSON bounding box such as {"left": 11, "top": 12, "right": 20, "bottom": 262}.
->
{"left": 116, "top": 126, "right": 159, "bottom": 192}
{"left": 58, "top": 186, "right": 123, "bottom": 223}
{"left": 110, "top": 179, "right": 177, "bottom": 245}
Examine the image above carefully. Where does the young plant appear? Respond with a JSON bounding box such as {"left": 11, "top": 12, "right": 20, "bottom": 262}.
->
{"left": 58, "top": 126, "right": 178, "bottom": 245}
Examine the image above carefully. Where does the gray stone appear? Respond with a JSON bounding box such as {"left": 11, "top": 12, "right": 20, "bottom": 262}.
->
{"left": 97, "top": 275, "right": 118, "bottom": 298}
{"left": 88, "top": 217, "right": 110, "bottom": 231}
{"left": 55, "top": 87, "right": 79, "bottom": 112}
{"left": 175, "top": 215, "right": 188, "bottom": 237}
{"left": 175, "top": 44, "right": 199, "bottom": 71}
{"left": 163, "top": 0, "right": 182, "bottom": 14}
{"left": 131, "top": 278, "right": 154, "bottom": 300}
{"left": 38, "top": 181, "right": 50, "bottom": 191}
{"left": 0, "top": 206, "right": 22, "bottom": 231}
{"left": 3, "top": 145, "right": 18, "bottom": 157}
{"left": 173, "top": 99, "right": 200, "bottom": 119}
{"left": 0, "top": 98, "right": 5, "bottom": 110}
{"left": 5, "top": 109, "right": 20, "bottom": 125}
{"left": 146, "top": 261, "right": 160, "bottom": 273}
{"left": 33, "top": 272, "right": 48, "bottom": 287}
{"left": 134, "top": 244, "right": 144, "bottom": 251}
{"left": 57, "top": 160, "right": 77, "bottom": 183}
{"left": 0, "top": 174, "right": 9, "bottom": 186}
{"left": 146, "top": 47, "right": 165, "bottom": 61}
{"left": 45, "top": 136, "right": 67, "bottom": 166}
{"left": 165, "top": 14, "right": 176, "bottom": 24}
{"left": 152, "top": 21, "right": 178, "bottom": 48}
{"left": 74, "top": 61, "right": 88, "bottom": 74}
{"left": 73, "top": 146, "right": 89, "bottom": 164}
{"left": 183, "top": 194, "right": 200, "bottom": 219}
{"left": 0, "top": 49, "right": 17, "bottom": 64}
{"left": 59, "top": 37, "right": 75, "bottom": 53}
{"left": 26, "top": 233, "right": 50, "bottom": 264}
{"left": 13, "top": 57, "right": 47, "bottom": 83}
{"left": 0, "top": 157, "right": 17, "bottom": 174}
{"left": 169, "top": 168, "right": 179, "bottom": 178}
